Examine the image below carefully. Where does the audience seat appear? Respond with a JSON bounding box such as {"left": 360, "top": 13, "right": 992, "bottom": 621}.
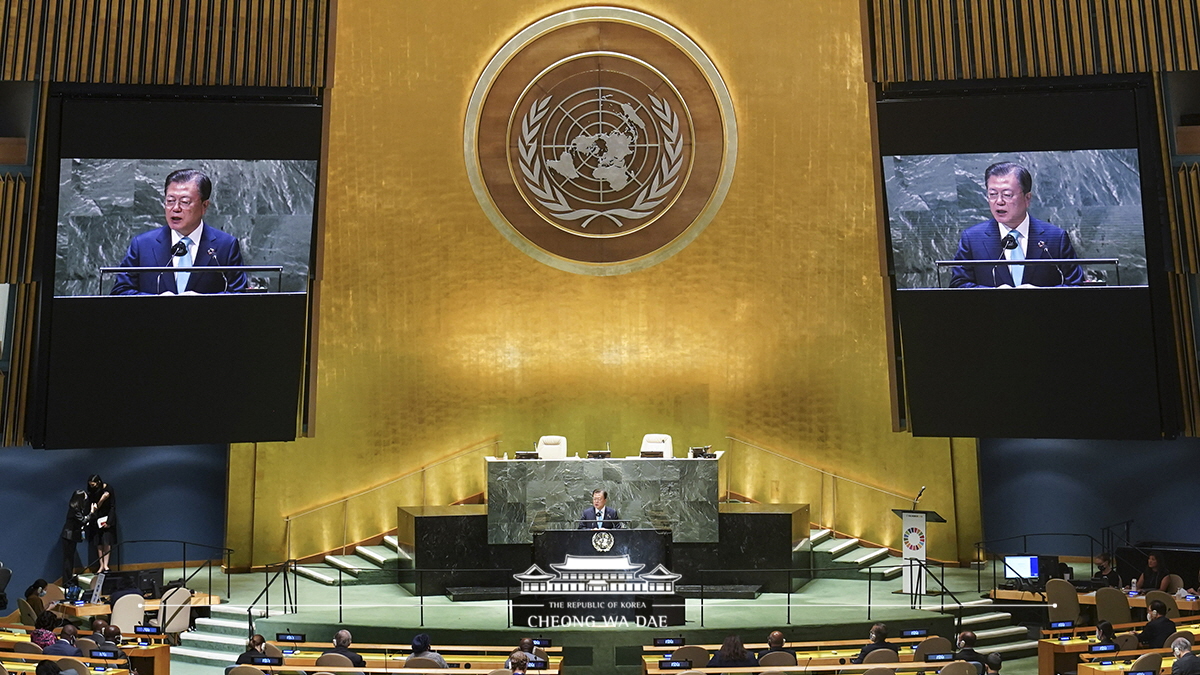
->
{"left": 1096, "top": 587, "right": 1132, "bottom": 625}
{"left": 1046, "top": 578, "right": 1082, "bottom": 625}
{"left": 938, "top": 662, "right": 977, "bottom": 675}
{"left": 1144, "top": 591, "right": 1181, "bottom": 619}
{"left": 109, "top": 594, "right": 144, "bottom": 631}
{"left": 75, "top": 638, "right": 98, "bottom": 656}
{"left": 56, "top": 658, "right": 90, "bottom": 675}
{"left": 1165, "top": 630, "right": 1194, "bottom": 647}
{"left": 863, "top": 648, "right": 900, "bottom": 663}
{"left": 405, "top": 657, "right": 440, "bottom": 668}
{"left": 913, "top": 636, "right": 953, "bottom": 661}
{"left": 12, "top": 642, "right": 42, "bottom": 654}
{"left": 669, "top": 645, "right": 709, "bottom": 666}
{"left": 760, "top": 650, "right": 798, "bottom": 667}
{"left": 1128, "top": 652, "right": 1163, "bottom": 675}
{"left": 863, "top": 668, "right": 896, "bottom": 675}
{"left": 1114, "top": 634, "right": 1139, "bottom": 651}
{"left": 1166, "top": 575, "right": 1185, "bottom": 594}
{"left": 315, "top": 653, "right": 354, "bottom": 668}
{"left": 227, "top": 666, "right": 266, "bottom": 675}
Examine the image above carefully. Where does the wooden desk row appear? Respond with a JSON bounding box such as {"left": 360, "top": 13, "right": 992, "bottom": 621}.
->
{"left": 0, "top": 651, "right": 131, "bottom": 675}
{"left": 991, "top": 589, "right": 1200, "bottom": 613}
{"left": 238, "top": 666, "right": 559, "bottom": 675}
{"left": 0, "top": 631, "right": 170, "bottom": 675}
{"left": 641, "top": 635, "right": 929, "bottom": 655}
{"left": 267, "top": 641, "right": 562, "bottom": 655}
{"left": 641, "top": 658, "right": 964, "bottom": 675}
{"left": 57, "top": 593, "right": 221, "bottom": 619}
{"left": 271, "top": 649, "right": 561, "bottom": 671}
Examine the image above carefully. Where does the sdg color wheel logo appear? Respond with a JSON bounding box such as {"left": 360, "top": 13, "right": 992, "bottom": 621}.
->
{"left": 465, "top": 7, "right": 737, "bottom": 275}
{"left": 903, "top": 527, "right": 925, "bottom": 551}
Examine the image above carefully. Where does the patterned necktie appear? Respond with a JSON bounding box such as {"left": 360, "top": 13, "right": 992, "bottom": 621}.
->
{"left": 175, "top": 236, "right": 193, "bottom": 292}
{"left": 1009, "top": 231, "right": 1024, "bottom": 286}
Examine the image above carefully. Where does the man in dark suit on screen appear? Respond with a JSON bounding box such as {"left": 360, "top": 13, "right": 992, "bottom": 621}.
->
{"left": 578, "top": 488, "right": 620, "bottom": 529}
{"left": 111, "top": 168, "right": 247, "bottom": 295}
{"left": 950, "top": 162, "right": 1085, "bottom": 288}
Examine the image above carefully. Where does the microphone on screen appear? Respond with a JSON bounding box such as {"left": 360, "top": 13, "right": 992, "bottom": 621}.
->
{"left": 993, "top": 234, "right": 1017, "bottom": 287}
{"left": 1039, "top": 240, "right": 1064, "bottom": 286}
{"left": 157, "top": 241, "right": 189, "bottom": 294}
{"left": 205, "top": 247, "right": 229, "bottom": 293}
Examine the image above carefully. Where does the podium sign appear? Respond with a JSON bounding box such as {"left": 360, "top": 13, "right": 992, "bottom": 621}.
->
{"left": 892, "top": 508, "right": 945, "bottom": 596}
{"left": 901, "top": 511, "right": 927, "bottom": 594}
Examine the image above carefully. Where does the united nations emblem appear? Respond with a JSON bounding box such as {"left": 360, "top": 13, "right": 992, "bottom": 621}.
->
{"left": 466, "top": 7, "right": 737, "bottom": 275}
{"left": 592, "top": 530, "right": 615, "bottom": 552}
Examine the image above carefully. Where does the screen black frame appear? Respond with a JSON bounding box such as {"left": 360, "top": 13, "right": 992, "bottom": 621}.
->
{"left": 875, "top": 74, "right": 1179, "bottom": 439}
{"left": 29, "top": 84, "right": 324, "bottom": 449}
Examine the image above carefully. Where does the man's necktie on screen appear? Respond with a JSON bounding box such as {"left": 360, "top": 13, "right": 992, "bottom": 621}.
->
{"left": 175, "top": 236, "right": 193, "bottom": 291}
{"left": 1009, "top": 230, "right": 1024, "bottom": 285}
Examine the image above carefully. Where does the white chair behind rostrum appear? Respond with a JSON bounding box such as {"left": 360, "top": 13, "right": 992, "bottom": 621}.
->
{"left": 536, "top": 436, "right": 567, "bottom": 459}
{"left": 639, "top": 434, "right": 673, "bottom": 458}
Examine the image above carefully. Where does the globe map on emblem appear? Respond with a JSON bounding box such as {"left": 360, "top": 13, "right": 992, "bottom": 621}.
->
{"left": 513, "top": 64, "right": 690, "bottom": 238}
{"left": 466, "top": 7, "right": 737, "bottom": 274}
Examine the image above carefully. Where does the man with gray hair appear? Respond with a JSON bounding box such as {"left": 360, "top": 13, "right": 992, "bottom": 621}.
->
{"left": 1173, "top": 637, "right": 1200, "bottom": 675}
{"left": 321, "top": 629, "right": 366, "bottom": 668}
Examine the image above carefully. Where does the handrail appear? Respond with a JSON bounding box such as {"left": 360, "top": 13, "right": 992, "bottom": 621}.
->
{"left": 283, "top": 439, "right": 500, "bottom": 559}
{"left": 911, "top": 559, "right": 965, "bottom": 631}
{"left": 973, "top": 531, "right": 1148, "bottom": 593}
{"left": 726, "top": 436, "right": 916, "bottom": 501}
{"left": 246, "top": 559, "right": 299, "bottom": 637}
{"left": 112, "top": 538, "right": 233, "bottom": 600}
{"left": 696, "top": 565, "right": 891, "bottom": 627}
{"left": 284, "top": 440, "right": 501, "bottom": 521}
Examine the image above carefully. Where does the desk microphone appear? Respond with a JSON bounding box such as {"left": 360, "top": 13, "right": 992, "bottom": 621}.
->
{"left": 1038, "top": 241, "right": 1064, "bottom": 286}
{"left": 992, "top": 234, "right": 1017, "bottom": 287}
{"left": 157, "top": 241, "right": 189, "bottom": 294}
{"left": 205, "top": 247, "right": 229, "bottom": 293}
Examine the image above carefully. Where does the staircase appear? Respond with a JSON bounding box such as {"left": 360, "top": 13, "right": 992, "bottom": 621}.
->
{"left": 809, "top": 528, "right": 1037, "bottom": 660}
{"left": 938, "top": 597, "right": 1039, "bottom": 659}
{"left": 293, "top": 535, "right": 412, "bottom": 586}
{"left": 172, "top": 604, "right": 266, "bottom": 667}
{"left": 810, "top": 528, "right": 903, "bottom": 581}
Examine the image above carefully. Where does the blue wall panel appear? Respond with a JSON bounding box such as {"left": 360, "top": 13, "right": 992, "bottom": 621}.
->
{"left": 0, "top": 444, "right": 227, "bottom": 597}
{"left": 979, "top": 437, "right": 1200, "bottom": 559}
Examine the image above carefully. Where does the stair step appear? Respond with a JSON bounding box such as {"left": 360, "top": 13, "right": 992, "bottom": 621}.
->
{"left": 325, "top": 555, "right": 380, "bottom": 574}
{"left": 974, "top": 626, "right": 1030, "bottom": 646}
{"left": 860, "top": 565, "right": 903, "bottom": 580}
{"left": 809, "top": 529, "right": 834, "bottom": 545}
{"left": 294, "top": 565, "right": 339, "bottom": 586}
{"left": 383, "top": 535, "right": 400, "bottom": 551}
{"left": 194, "top": 616, "right": 251, "bottom": 637}
{"left": 355, "top": 546, "right": 400, "bottom": 568}
{"left": 834, "top": 547, "right": 891, "bottom": 566}
{"left": 961, "top": 612, "right": 1013, "bottom": 627}
{"left": 180, "top": 631, "right": 246, "bottom": 653}
{"left": 815, "top": 538, "right": 860, "bottom": 555}
{"left": 983, "top": 640, "right": 1039, "bottom": 658}
{"left": 209, "top": 605, "right": 267, "bottom": 621}
{"left": 171, "top": 645, "right": 241, "bottom": 667}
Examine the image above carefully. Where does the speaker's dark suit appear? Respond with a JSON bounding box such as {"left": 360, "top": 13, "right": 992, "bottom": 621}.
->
{"left": 111, "top": 224, "right": 247, "bottom": 295}
{"left": 578, "top": 505, "right": 620, "bottom": 529}
{"left": 949, "top": 218, "right": 1085, "bottom": 288}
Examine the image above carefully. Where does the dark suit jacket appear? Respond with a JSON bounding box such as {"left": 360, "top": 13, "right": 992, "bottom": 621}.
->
{"left": 956, "top": 648, "right": 987, "bottom": 664}
{"left": 321, "top": 646, "right": 366, "bottom": 668}
{"left": 43, "top": 639, "right": 84, "bottom": 657}
{"left": 757, "top": 646, "right": 798, "bottom": 663}
{"left": 950, "top": 218, "right": 1086, "bottom": 288}
{"left": 111, "top": 225, "right": 248, "bottom": 295}
{"left": 578, "top": 505, "right": 620, "bottom": 529}
{"left": 851, "top": 642, "right": 896, "bottom": 664}
{"left": 1173, "top": 651, "right": 1200, "bottom": 675}
{"left": 1137, "top": 615, "right": 1176, "bottom": 648}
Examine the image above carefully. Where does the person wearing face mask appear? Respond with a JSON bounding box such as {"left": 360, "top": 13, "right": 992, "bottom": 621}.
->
{"left": 1095, "top": 620, "right": 1117, "bottom": 648}
{"left": 851, "top": 623, "right": 894, "bottom": 664}
{"left": 955, "top": 631, "right": 987, "bottom": 664}
{"left": 1093, "top": 553, "right": 1121, "bottom": 588}
{"left": 23, "top": 579, "right": 60, "bottom": 616}
{"left": 1172, "top": 637, "right": 1200, "bottom": 675}
{"left": 1136, "top": 599, "right": 1175, "bottom": 648}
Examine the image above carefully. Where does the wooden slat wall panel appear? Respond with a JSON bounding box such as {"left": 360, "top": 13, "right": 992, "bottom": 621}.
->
{"left": 0, "top": 175, "right": 36, "bottom": 445}
{"left": 868, "top": 0, "right": 1200, "bottom": 82}
{"left": 0, "top": 0, "right": 328, "bottom": 87}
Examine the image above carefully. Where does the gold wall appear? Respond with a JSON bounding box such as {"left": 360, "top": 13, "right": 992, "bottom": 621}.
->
{"left": 226, "top": 0, "right": 982, "bottom": 567}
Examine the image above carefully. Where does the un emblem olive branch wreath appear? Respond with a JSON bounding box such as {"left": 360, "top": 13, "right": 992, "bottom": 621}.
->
{"left": 517, "top": 94, "right": 683, "bottom": 230}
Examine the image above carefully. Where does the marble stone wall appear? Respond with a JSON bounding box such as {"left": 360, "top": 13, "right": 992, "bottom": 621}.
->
{"left": 884, "top": 150, "right": 1146, "bottom": 288}
{"left": 486, "top": 457, "right": 719, "bottom": 544}
{"left": 55, "top": 158, "right": 317, "bottom": 296}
